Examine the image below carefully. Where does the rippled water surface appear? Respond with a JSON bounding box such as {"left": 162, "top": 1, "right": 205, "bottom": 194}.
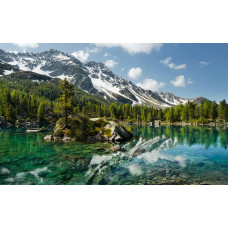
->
{"left": 1, "top": 126, "right": 228, "bottom": 185}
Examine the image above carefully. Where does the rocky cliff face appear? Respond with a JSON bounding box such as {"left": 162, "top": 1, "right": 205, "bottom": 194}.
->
{"left": 0, "top": 49, "right": 208, "bottom": 108}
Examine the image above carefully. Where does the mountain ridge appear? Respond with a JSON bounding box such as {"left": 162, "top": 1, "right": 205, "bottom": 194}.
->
{"left": 0, "top": 49, "right": 208, "bottom": 108}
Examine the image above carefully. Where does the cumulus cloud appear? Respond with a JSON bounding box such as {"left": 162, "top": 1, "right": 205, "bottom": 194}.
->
{"left": 160, "top": 57, "right": 186, "bottom": 70}
{"left": 128, "top": 67, "right": 142, "bottom": 79}
{"left": 72, "top": 50, "right": 90, "bottom": 62}
{"left": 95, "top": 43, "right": 162, "bottom": 55}
{"left": 105, "top": 59, "right": 118, "bottom": 68}
{"left": 200, "top": 61, "right": 209, "bottom": 66}
{"left": 104, "top": 52, "right": 109, "bottom": 57}
{"left": 13, "top": 43, "right": 39, "bottom": 48}
{"left": 137, "top": 78, "right": 165, "bottom": 91}
{"left": 72, "top": 47, "right": 100, "bottom": 62}
{"left": 170, "top": 75, "right": 193, "bottom": 87}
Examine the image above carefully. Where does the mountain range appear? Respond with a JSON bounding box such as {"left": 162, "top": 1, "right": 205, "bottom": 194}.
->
{"left": 0, "top": 49, "right": 207, "bottom": 108}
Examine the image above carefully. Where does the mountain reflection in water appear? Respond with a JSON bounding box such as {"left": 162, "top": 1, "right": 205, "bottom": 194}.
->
{"left": 0, "top": 126, "right": 228, "bottom": 185}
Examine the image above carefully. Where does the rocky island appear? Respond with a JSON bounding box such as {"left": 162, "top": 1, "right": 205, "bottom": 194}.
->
{"left": 44, "top": 115, "right": 133, "bottom": 143}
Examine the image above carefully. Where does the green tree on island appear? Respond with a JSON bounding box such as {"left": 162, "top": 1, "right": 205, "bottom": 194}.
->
{"left": 56, "top": 78, "right": 75, "bottom": 127}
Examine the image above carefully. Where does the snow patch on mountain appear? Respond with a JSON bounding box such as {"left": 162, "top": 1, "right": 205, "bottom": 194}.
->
{"left": 3, "top": 69, "right": 14, "bottom": 75}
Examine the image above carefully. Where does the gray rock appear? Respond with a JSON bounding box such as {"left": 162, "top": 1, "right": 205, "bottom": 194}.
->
{"left": 44, "top": 135, "right": 54, "bottom": 141}
{"left": 154, "top": 120, "right": 160, "bottom": 127}
{"left": 111, "top": 124, "right": 133, "bottom": 142}
{"left": 148, "top": 122, "right": 153, "bottom": 127}
{"left": 62, "top": 136, "right": 73, "bottom": 142}
{"left": 113, "top": 144, "right": 121, "bottom": 151}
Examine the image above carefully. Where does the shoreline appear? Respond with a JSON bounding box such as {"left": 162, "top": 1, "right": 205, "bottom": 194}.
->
{"left": 122, "top": 121, "right": 228, "bottom": 127}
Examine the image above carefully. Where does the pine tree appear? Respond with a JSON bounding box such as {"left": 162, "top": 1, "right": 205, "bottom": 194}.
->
{"left": 209, "top": 101, "right": 217, "bottom": 121}
{"left": 181, "top": 106, "right": 187, "bottom": 122}
{"left": 147, "top": 111, "right": 152, "bottom": 122}
{"left": 157, "top": 109, "right": 163, "bottom": 120}
{"left": 5, "top": 104, "right": 16, "bottom": 123}
{"left": 37, "top": 102, "right": 45, "bottom": 122}
{"left": 57, "top": 78, "right": 75, "bottom": 127}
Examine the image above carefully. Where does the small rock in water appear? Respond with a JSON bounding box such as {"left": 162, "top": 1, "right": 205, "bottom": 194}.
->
{"left": 0, "top": 167, "right": 10, "bottom": 175}
{"left": 62, "top": 136, "right": 72, "bottom": 142}
{"left": 44, "top": 135, "right": 54, "bottom": 141}
{"left": 113, "top": 144, "right": 121, "bottom": 151}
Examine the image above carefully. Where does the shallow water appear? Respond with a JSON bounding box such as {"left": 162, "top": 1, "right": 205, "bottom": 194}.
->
{"left": 1, "top": 125, "right": 228, "bottom": 185}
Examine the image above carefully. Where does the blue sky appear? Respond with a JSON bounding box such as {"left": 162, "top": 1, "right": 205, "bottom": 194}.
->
{"left": 0, "top": 43, "right": 227, "bottom": 102}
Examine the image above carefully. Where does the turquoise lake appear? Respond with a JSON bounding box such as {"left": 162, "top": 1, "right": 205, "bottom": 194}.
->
{"left": 1, "top": 125, "right": 228, "bottom": 185}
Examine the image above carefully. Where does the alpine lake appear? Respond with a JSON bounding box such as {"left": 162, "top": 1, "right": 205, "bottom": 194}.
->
{"left": 1, "top": 125, "right": 228, "bottom": 185}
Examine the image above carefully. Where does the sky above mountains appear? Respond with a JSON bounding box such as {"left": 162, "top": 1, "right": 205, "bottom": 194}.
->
{"left": 0, "top": 43, "right": 227, "bottom": 102}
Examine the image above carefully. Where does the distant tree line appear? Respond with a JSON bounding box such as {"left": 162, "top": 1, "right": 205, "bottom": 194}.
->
{"left": 0, "top": 77, "right": 228, "bottom": 124}
{"left": 73, "top": 99, "right": 228, "bottom": 124}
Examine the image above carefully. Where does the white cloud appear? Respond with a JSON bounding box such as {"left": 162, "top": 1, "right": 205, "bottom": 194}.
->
{"left": 104, "top": 59, "right": 118, "bottom": 68}
{"left": 200, "top": 61, "right": 209, "bottom": 66}
{"left": 72, "top": 47, "right": 100, "bottom": 62}
{"left": 72, "top": 50, "right": 90, "bottom": 62}
{"left": 128, "top": 67, "right": 142, "bottom": 79}
{"left": 121, "top": 67, "right": 124, "bottom": 71}
{"left": 95, "top": 43, "right": 162, "bottom": 55}
{"left": 104, "top": 52, "right": 109, "bottom": 57}
{"left": 187, "top": 78, "right": 194, "bottom": 84}
{"left": 170, "top": 75, "right": 193, "bottom": 87}
{"left": 137, "top": 78, "right": 165, "bottom": 91}
{"left": 85, "top": 47, "right": 100, "bottom": 53}
{"left": 160, "top": 57, "right": 186, "bottom": 70}
{"left": 170, "top": 75, "right": 186, "bottom": 87}
{"left": 13, "top": 43, "right": 39, "bottom": 48}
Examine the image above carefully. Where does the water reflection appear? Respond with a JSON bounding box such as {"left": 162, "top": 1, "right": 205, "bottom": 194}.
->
{"left": 133, "top": 125, "right": 228, "bottom": 149}
{"left": 1, "top": 126, "right": 228, "bottom": 185}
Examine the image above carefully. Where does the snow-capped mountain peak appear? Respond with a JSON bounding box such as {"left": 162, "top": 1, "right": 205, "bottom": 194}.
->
{"left": 0, "top": 49, "right": 207, "bottom": 108}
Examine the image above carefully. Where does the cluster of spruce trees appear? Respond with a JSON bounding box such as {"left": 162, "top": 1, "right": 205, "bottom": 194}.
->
{"left": 0, "top": 77, "right": 228, "bottom": 124}
{"left": 0, "top": 77, "right": 102, "bottom": 124}
{"left": 75, "top": 99, "right": 228, "bottom": 124}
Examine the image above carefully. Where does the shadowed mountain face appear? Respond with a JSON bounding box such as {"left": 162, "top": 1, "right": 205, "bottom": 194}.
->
{"left": 0, "top": 49, "right": 208, "bottom": 108}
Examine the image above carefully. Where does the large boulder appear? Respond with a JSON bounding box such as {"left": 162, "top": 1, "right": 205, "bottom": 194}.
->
{"left": 110, "top": 124, "right": 133, "bottom": 142}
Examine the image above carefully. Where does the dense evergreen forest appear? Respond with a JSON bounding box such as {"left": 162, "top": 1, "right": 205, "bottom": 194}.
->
{"left": 0, "top": 76, "right": 228, "bottom": 125}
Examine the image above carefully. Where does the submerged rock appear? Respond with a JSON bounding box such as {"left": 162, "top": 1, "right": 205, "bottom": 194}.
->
{"left": 0, "top": 167, "right": 11, "bottom": 175}
{"left": 113, "top": 144, "right": 121, "bottom": 151}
